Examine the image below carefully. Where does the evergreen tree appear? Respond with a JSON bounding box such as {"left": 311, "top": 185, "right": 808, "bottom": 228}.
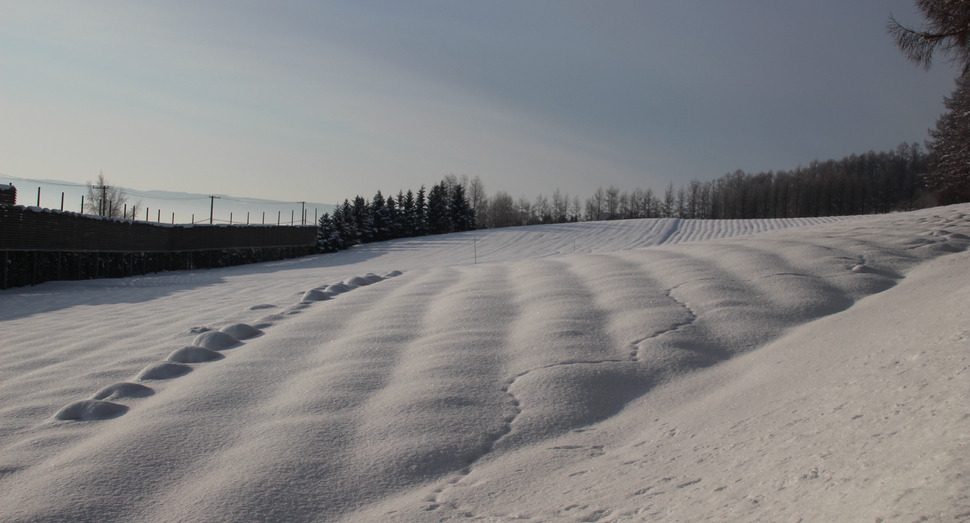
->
{"left": 371, "top": 190, "right": 388, "bottom": 241}
{"left": 427, "top": 182, "right": 452, "bottom": 234}
{"left": 316, "top": 213, "right": 341, "bottom": 252}
{"left": 449, "top": 182, "right": 475, "bottom": 232}
{"left": 402, "top": 189, "right": 416, "bottom": 237}
{"left": 352, "top": 196, "right": 374, "bottom": 243}
{"left": 386, "top": 194, "right": 402, "bottom": 239}
{"left": 414, "top": 186, "right": 428, "bottom": 236}
{"left": 336, "top": 199, "right": 357, "bottom": 247}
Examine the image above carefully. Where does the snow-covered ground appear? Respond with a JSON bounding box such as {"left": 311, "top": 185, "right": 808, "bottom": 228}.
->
{"left": 1, "top": 207, "right": 968, "bottom": 522}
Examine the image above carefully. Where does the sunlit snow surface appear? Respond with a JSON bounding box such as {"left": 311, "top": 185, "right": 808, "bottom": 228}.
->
{"left": 1, "top": 209, "right": 969, "bottom": 522}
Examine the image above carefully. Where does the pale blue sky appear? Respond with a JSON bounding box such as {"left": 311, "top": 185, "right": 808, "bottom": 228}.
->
{"left": 0, "top": 0, "right": 960, "bottom": 203}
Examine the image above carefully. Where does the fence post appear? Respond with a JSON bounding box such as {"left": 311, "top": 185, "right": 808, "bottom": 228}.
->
{"left": 3, "top": 250, "right": 7, "bottom": 290}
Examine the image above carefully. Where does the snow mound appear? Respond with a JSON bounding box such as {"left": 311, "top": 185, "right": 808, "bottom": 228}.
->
{"left": 384, "top": 270, "right": 403, "bottom": 278}
{"left": 193, "top": 330, "right": 240, "bottom": 350}
{"left": 91, "top": 382, "right": 154, "bottom": 401}
{"left": 325, "top": 283, "right": 353, "bottom": 294}
{"left": 53, "top": 400, "right": 128, "bottom": 421}
{"left": 136, "top": 361, "right": 192, "bottom": 380}
{"left": 167, "top": 346, "right": 224, "bottom": 363}
{"left": 221, "top": 323, "right": 262, "bottom": 340}
{"left": 363, "top": 273, "right": 384, "bottom": 283}
{"left": 301, "top": 289, "right": 331, "bottom": 301}
{"left": 345, "top": 276, "right": 371, "bottom": 286}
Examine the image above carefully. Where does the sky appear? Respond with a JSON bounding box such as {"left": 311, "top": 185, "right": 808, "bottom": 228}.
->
{"left": 0, "top": 0, "right": 962, "bottom": 204}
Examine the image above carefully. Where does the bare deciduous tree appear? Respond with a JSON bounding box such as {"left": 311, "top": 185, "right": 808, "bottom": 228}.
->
{"left": 86, "top": 173, "right": 137, "bottom": 218}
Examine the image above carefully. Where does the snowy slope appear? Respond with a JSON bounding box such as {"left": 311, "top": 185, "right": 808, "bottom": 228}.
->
{"left": 0, "top": 208, "right": 968, "bottom": 522}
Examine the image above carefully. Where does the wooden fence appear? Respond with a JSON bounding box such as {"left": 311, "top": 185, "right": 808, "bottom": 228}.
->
{"left": 1, "top": 205, "right": 318, "bottom": 289}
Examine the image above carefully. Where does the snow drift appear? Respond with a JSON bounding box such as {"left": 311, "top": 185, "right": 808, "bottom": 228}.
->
{"left": 0, "top": 208, "right": 968, "bottom": 522}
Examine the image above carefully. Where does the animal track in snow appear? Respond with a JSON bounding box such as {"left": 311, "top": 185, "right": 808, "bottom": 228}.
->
{"left": 50, "top": 270, "right": 404, "bottom": 423}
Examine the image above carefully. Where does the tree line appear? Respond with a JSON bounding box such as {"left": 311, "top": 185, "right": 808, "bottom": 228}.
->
{"left": 316, "top": 141, "right": 937, "bottom": 252}
{"left": 581, "top": 143, "right": 930, "bottom": 221}
{"left": 316, "top": 177, "right": 475, "bottom": 252}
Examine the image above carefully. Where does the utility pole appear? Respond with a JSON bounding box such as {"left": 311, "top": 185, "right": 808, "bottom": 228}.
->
{"left": 298, "top": 201, "right": 306, "bottom": 225}
{"left": 91, "top": 183, "right": 108, "bottom": 216}
{"left": 209, "top": 196, "right": 221, "bottom": 224}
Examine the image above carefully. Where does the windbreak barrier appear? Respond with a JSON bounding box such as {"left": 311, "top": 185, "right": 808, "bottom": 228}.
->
{"left": 1, "top": 205, "right": 318, "bottom": 289}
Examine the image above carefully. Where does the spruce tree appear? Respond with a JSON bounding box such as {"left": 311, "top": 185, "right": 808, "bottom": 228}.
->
{"left": 336, "top": 199, "right": 357, "bottom": 247}
{"left": 449, "top": 182, "right": 474, "bottom": 232}
{"left": 415, "top": 186, "right": 428, "bottom": 236}
{"left": 352, "top": 196, "right": 374, "bottom": 243}
{"left": 371, "top": 190, "right": 388, "bottom": 241}
{"left": 402, "top": 189, "right": 416, "bottom": 237}
{"left": 316, "top": 213, "right": 340, "bottom": 252}
{"left": 427, "top": 182, "right": 452, "bottom": 234}
{"left": 386, "top": 194, "right": 402, "bottom": 239}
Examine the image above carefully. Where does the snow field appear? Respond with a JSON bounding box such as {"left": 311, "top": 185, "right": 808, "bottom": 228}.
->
{"left": 0, "top": 208, "right": 968, "bottom": 522}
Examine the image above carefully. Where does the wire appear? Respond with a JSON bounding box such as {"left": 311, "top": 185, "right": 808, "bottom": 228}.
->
{"left": 0, "top": 173, "right": 323, "bottom": 206}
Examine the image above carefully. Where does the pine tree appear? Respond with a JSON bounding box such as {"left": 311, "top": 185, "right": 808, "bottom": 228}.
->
{"left": 317, "top": 213, "right": 341, "bottom": 252}
{"left": 414, "top": 186, "right": 428, "bottom": 236}
{"left": 336, "top": 199, "right": 357, "bottom": 247}
{"left": 371, "top": 190, "right": 388, "bottom": 241}
{"left": 386, "top": 194, "right": 402, "bottom": 239}
{"left": 352, "top": 196, "right": 374, "bottom": 243}
{"left": 449, "top": 182, "right": 474, "bottom": 232}
{"left": 402, "top": 189, "right": 416, "bottom": 237}
{"left": 427, "top": 182, "right": 452, "bottom": 234}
